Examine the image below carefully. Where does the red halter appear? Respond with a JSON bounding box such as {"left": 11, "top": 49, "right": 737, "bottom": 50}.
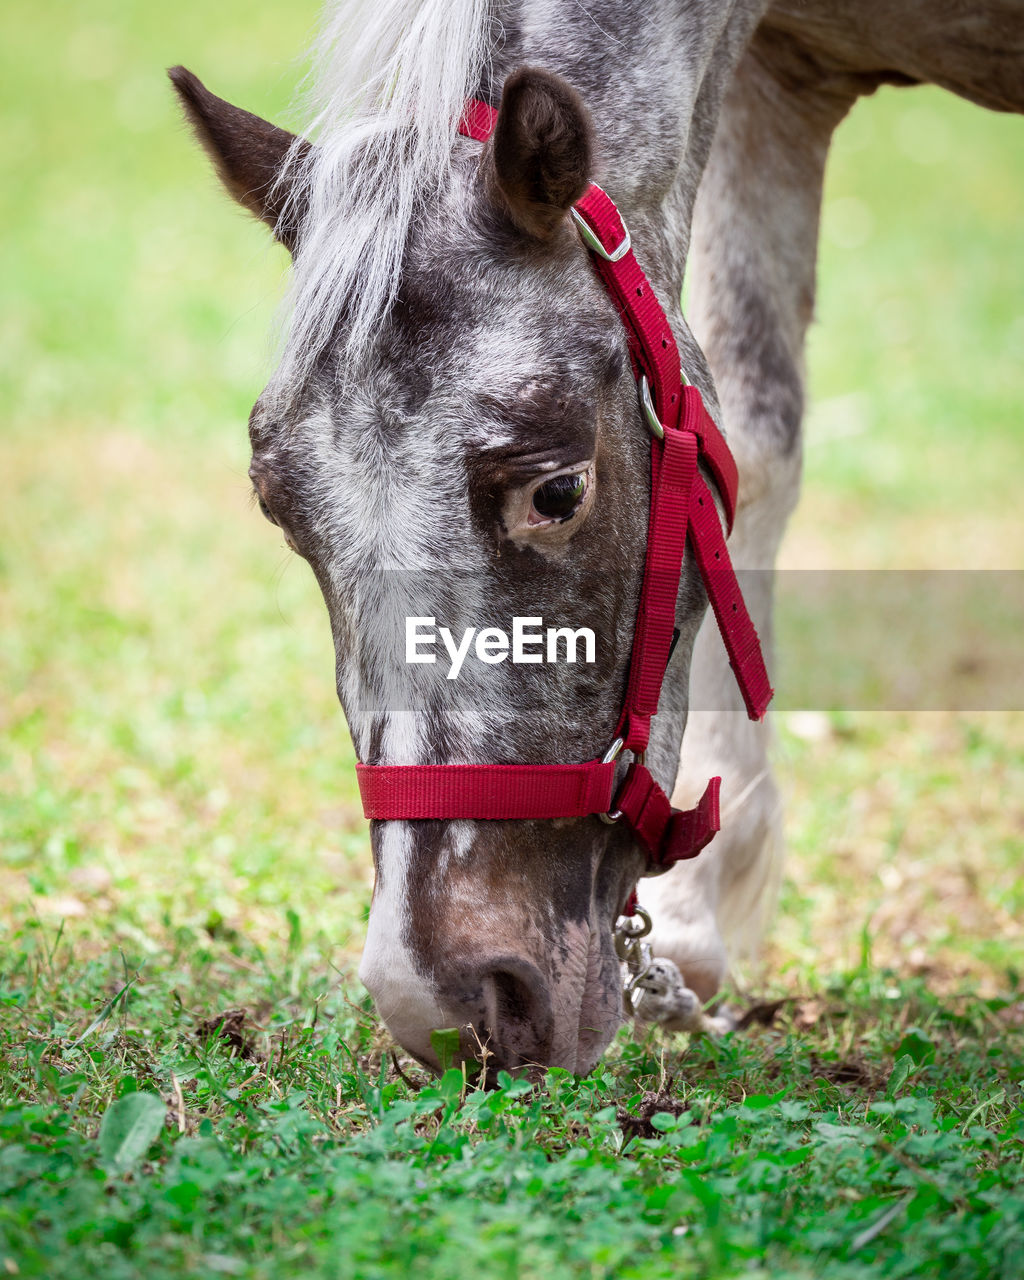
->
{"left": 356, "top": 100, "right": 773, "bottom": 872}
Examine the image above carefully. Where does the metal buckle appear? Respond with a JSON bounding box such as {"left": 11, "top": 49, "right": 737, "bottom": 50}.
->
{"left": 638, "top": 370, "right": 693, "bottom": 442}
{"left": 571, "top": 203, "right": 631, "bottom": 263}
{"left": 598, "top": 736, "right": 625, "bottom": 824}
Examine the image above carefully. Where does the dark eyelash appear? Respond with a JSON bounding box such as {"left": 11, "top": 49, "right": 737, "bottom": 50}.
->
{"left": 252, "top": 487, "right": 278, "bottom": 525}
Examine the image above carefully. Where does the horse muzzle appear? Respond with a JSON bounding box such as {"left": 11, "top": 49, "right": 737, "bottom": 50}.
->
{"left": 359, "top": 900, "right": 624, "bottom": 1077}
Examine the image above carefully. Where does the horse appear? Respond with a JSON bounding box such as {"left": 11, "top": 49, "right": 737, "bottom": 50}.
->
{"left": 170, "top": 0, "right": 1024, "bottom": 1076}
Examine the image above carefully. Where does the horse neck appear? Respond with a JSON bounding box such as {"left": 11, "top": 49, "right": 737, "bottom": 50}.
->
{"left": 483, "top": 0, "right": 770, "bottom": 302}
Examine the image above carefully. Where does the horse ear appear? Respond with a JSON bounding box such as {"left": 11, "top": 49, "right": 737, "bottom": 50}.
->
{"left": 168, "top": 66, "right": 309, "bottom": 252}
{"left": 487, "top": 67, "right": 594, "bottom": 240}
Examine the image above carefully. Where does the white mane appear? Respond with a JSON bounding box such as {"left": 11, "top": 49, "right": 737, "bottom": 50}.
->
{"left": 278, "top": 0, "right": 495, "bottom": 385}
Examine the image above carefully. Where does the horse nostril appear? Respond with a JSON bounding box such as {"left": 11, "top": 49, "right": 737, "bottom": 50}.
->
{"left": 491, "top": 968, "right": 534, "bottom": 1024}
{"left": 476, "top": 960, "right": 554, "bottom": 1069}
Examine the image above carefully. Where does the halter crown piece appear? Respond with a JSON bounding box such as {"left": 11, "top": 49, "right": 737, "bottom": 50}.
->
{"left": 356, "top": 100, "right": 773, "bottom": 876}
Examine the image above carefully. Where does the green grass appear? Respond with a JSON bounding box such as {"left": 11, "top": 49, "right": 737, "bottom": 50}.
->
{"left": 1, "top": 2, "right": 1023, "bottom": 1276}
{"left": 3, "top": 932, "right": 1023, "bottom": 1279}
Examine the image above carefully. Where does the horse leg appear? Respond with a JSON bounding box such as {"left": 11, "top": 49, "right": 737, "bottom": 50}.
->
{"left": 644, "top": 36, "right": 864, "bottom": 1003}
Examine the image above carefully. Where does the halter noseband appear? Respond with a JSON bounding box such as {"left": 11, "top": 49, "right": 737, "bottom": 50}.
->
{"left": 355, "top": 99, "right": 773, "bottom": 875}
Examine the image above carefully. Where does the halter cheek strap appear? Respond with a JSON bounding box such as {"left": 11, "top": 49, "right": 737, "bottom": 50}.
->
{"left": 355, "top": 100, "right": 773, "bottom": 873}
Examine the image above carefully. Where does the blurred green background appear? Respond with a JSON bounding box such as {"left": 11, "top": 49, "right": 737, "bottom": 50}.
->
{"left": 1, "top": 0, "right": 1022, "bottom": 988}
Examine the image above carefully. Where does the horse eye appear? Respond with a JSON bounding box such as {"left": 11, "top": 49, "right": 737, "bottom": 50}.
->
{"left": 255, "top": 492, "right": 278, "bottom": 526}
{"left": 532, "top": 472, "right": 587, "bottom": 521}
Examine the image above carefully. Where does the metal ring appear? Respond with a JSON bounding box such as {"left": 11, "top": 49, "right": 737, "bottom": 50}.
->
{"left": 598, "top": 736, "right": 625, "bottom": 824}
{"left": 637, "top": 376, "right": 664, "bottom": 440}
{"left": 638, "top": 372, "right": 694, "bottom": 441}
{"left": 615, "top": 905, "right": 653, "bottom": 940}
{"left": 601, "top": 736, "right": 625, "bottom": 764}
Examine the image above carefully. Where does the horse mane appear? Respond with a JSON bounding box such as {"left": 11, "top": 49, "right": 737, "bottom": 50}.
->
{"left": 277, "top": 0, "right": 495, "bottom": 385}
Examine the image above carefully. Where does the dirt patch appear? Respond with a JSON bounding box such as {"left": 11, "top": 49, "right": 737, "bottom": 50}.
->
{"left": 195, "top": 1008, "right": 259, "bottom": 1060}
{"left": 617, "top": 1090, "right": 688, "bottom": 1141}
{"left": 808, "top": 1053, "right": 886, "bottom": 1091}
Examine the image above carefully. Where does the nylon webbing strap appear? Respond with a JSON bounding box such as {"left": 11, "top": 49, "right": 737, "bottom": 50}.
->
{"left": 352, "top": 100, "right": 775, "bottom": 871}
{"left": 572, "top": 184, "right": 685, "bottom": 441}
{"left": 568, "top": 186, "right": 771, "bottom": 726}
{"left": 458, "top": 99, "right": 499, "bottom": 141}
{"left": 689, "top": 475, "right": 774, "bottom": 721}
{"left": 615, "top": 767, "right": 721, "bottom": 866}
{"left": 357, "top": 761, "right": 616, "bottom": 821}
{"left": 614, "top": 425, "right": 697, "bottom": 754}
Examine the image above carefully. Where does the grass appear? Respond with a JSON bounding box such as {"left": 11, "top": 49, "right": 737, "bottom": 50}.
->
{"left": 3, "top": 931, "right": 1023, "bottom": 1279}
{"left": 1, "top": 2, "right": 1023, "bottom": 1276}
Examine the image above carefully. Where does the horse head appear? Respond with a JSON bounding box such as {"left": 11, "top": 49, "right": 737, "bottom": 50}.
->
{"left": 171, "top": 63, "right": 713, "bottom": 1076}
